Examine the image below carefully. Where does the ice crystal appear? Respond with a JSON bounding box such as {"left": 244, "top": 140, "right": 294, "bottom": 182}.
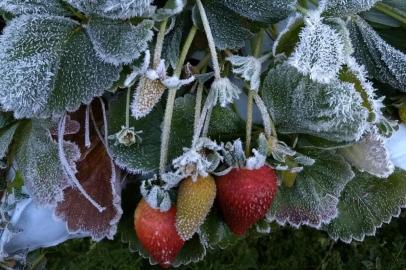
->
{"left": 288, "top": 11, "right": 346, "bottom": 84}
{"left": 207, "top": 78, "right": 241, "bottom": 108}
{"left": 140, "top": 177, "right": 172, "bottom": 212}
{"left": 172, "top": 138, "right": 222, "bottom": 181}
{"left": 227, "top": 54, "right": 271, "bottom": 91}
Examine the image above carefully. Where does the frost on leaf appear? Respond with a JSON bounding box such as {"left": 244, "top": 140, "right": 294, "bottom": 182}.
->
{"left": 0, "top": 123, "right": 19, "bottom": 159}
{"left": 55, "top": 106, "right": 122, "bottom": 241}
{"left": 325, "top": 170, "right": 406, "bottom": 243}
{"left": 108, "top": 92, "right": 193, "bottom": 173}
{"left": 208, "top": 78, "right": 241, "bottom": 107}
{"left": 288, "top": 11, "right": 346, "bottom": 84}
{"left": 267, "top": 150, "right": 354, "bottom": 229}
{"left": 0, "top": 15, "right": 120, "bottom": 118}
{"left": 65, "top": 0, "right": 155, "bottom": 19}
{"left": 0, "top": 0, "right": 68, "bottom": 15}
{"left": 339, "top": 132, "right": 394, "bottom": 178}
{"left": 219, "top": 0, "right": 296, "bottom": 23}
{"left": 155, "top": 0, "right": 186, "bottom": 20}
{"left": 86, "top": 18, "right": 154, "bottom": 66}
{"left": 192, "top": 0, "right": 252, "bottom": 50}
{"left": 227, "top": 55, "right": 266, "bottom": 91}
{"left": 320, "top": 0, "right": 380, "bottom": 17}
{"left": 348, "top": 16, "right": 406, "bottom": 91}
{"left": 273, "top": 14, "right": 304, "bottom": 57}
{"left": 14, "top": 120, "right": 79, "bottom": 206}
{"left": 261, "top": 64, "right": 369, "bottom": 142}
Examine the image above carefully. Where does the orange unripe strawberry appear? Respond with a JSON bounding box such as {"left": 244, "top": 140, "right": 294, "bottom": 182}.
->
{"left": 176, "top": 175, "right": 216, "bottom": 240}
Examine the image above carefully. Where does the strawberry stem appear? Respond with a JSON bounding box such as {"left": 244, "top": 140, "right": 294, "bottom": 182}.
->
{"left": 153, "top": 19, "right": 168, "bottom": 69}
{"left": 245, "top": 30, "right": 264, "bottom": 156}
{"left": 196, "top": 0, "right": 221, "bottom": 79}
{"left": 159, "top": 26, "right": 198, "bottom": 174}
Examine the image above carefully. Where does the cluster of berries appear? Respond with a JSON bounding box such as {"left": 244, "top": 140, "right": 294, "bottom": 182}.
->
{"left": 134, "top": 165, "right": 278, "bottom": 268}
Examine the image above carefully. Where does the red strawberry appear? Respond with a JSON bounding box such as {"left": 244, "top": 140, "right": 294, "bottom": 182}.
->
{"left": 134, "top": 199, "right": 184, "bottom": 268}
{"left": 216, "top": 166, "right": 278, "bottom": 235}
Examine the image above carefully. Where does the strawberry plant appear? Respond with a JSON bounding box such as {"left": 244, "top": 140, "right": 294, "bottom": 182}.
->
{"left": 1, "top": 0, "right": 406, "bottom": 268}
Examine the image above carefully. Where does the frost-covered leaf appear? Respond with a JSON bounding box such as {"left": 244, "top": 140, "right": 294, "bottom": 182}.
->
{"left": 0, "top": 15, "right": 120, "bottom": 118}
{"left": 385, "top": 124, "right": 406, "bottom": 171}
{"left": 339, "top": 132, "right": 394, "bottom": 178}
{"left": 261, "top": 64, "right": 369, "bottom": 142}
{"left": 199, "top": 210, "right": 238, "bottom": 249}
{"left": 288, "top": 12, "right": 346, "bottom": 84}
{"left": 86, "top": 17, "right": 154, "bottom": 66}
{"left": 0, "top": 0, "right": 68, "bottom": 15}
{"left": 155, "top": 0, "right": 186, "bottom": 20}
{"left": 55, "top": 106, "right": 122, "bottom": 241}
{"left": 208, "top": 106, "right": 245, "bottom": 142}
{"left": 325, "top": 170, "right": 406, "bottom": 243}
{"left": 65, "top": 0, "right": 154, "bottom": 19}
{"left": 13, "top": 120, "right": 76, "bottom": 206}
{"left": 219, "top": 0, "right": 297, "bottom": 23}
{"left": 163, "top": 14, "right": 188, "bottom": 69}
{"left": 273, "top": 14, "right": 304, "bottom": 57}
{"left": 0, "top": 123, "right": 18, "bottom": 159}
{"left": 108, "top": 93, "right": 193, "bottom": 173}
{"left": 348, "top": 16, "right": 406, "bottom": 91}
{"left": 339, "top": 58, "right": 384, "bottom": 123}
{"left": 172, "top": 235, "right": 206, "bottom": 267}
{"left": 193, "top": 0, "right": 253, "bottom": 50}
{"left": 267, "top": 150, "right": 354, "bottom": 228}
{"left": 320, "top": 0, "right": 380, "bottom": 16}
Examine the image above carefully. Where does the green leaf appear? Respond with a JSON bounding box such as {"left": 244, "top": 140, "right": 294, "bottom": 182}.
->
{"left": 321, "top": 0, "right": 380, "bottom": 16}
{"left": 200, "top": 210, "right": 239, "bottom": 249}
{"left": 155, "top": 0, "right": 186, "bottom": 20}
{"left": 162, "top": 13, "right": 188, "bottom": 69}
{"left": 348, "top": 16, "right": 406, "bottom": 91}
{"left": 218, "top": 0, "right": 296, "bottom": 23}
{"left": 109, "top": 93, "right": 244, "bottom": 173}
{"left": 0, "top": 15, "right": 120, "bottom": 118}
{"left": 65, "top": 0, "right": 154, "bottom": 19}
{"left": 193, "top": 0, "right": 253, "bottom": 50}
{"left": 261, "top": 64, "right": 369, "bottom": 142}
{"left": 172, "top": 235, "right": 207, "bottom": 267}
{"left": 108, "top": 93, "right": 193, "bottom": 174}
{"left": 0, "top": 122, "right": 19, "bottom": 159}
{"left": 0, "top": 0, "right": 68, "bottom": 15}
{"left": 267, "top": 150, "right": 354, "bottom": 229}
{"left": 208, "top": 106, "right": 245, "bottom": 143}
{"left": 273, "top": 14, "right": 304, "bottom": 57}
{"left": 86, "top": 17, "right": 154, "bottom": 66}
{"left": 325, "top": 170, "right": 406, "bottom": 243}
{"left": 297, "top": 135, "right": 354, "bottom": 150}
{"left": 13, "top": 120, "right": 78, "bottom": 206}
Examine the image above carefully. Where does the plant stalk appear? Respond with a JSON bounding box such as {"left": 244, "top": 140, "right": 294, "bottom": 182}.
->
{"left": 196, "top": 0, "right": 221, "bottom": 79}
{"left": 245, "top": 30, "right": 264, "bottom": 156}
{"left": 159, "top": 26, "right": 197, "bottom": 174}
{"left": 153, "top": 19, "right": 168, "bottom": 68}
